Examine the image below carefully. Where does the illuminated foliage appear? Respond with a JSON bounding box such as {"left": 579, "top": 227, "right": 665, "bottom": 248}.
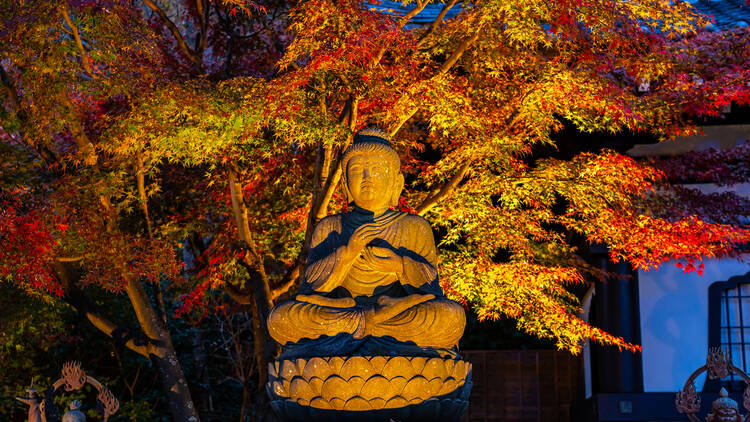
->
{"left": 1, "top": 3, "right": 750, "bottom": 418}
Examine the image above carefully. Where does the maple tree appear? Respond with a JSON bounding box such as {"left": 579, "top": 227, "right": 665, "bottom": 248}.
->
{"left": 2, "top": 0, "right": 750, "bottom": 419}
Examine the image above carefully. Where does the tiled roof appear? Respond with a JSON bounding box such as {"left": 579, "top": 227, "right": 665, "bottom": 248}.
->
{"left": 365, "top": 0, "right": 460, "bottom": 25}
{"left": 367, "top": 0, "right": 750, "bottom": 30}
{"left": 689, "top": 0, "right": 750, "bottom": 30}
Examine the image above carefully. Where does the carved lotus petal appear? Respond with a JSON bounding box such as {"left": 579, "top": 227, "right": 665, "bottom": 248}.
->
{"left": 369, "top": 356, "right": 388, "bottom": 374}
{"left": 451, "top": 361, "right": 467, "bottom": 379}
{"left": 290, "top": 377, "right": 315, "bottom": 401}
{"left": 308, "top": 377, "right": 324, "bottom": 396}
{"left": 329, "top": 397, "right": 346, "bottom": 410}
{"left": 309, "top": 397, "right": 331, "bottom": 410}
{"left": 443, "top": 360, "right": 456, "bottom": 377}
{"left": 389, "top": 376, "right": 408, "bottom": 396}
{"left": 438, "top": 378, "right": 459, "bottom": 396}
{"left": 268, "top": 362, "right": 279, "bottom": 379}
{"left": 370, "top": 397, "right": 387, "bottom": 410}
{"left": 348, "top": 376, "right": 366, "bottom": 395}
{"left": 402, "top": 376, "right": 430, "bottom": 401}
{"left": 297, "top": 397, "right": 310, "bottom": 406}
{"left": 409, "top": 397, "right": 425, "bottom": 405}
{"left": 340, "top": 356, "right": 374, "bottom": 381}
{"left": 426, "top": 377, "right": 443, "bottom": 397}
{"left": 303, "top": 357, "right": 331, "bottom": 381}
{"left": 296, "top": 358, "right": 308, "bottom": 375}
{"left": 321, "top": 375, "right": 352, "bottom": 402}
{"left": 344, "top": 396, "right": 372, "bottom": 411}
{"left": 384, "top": 396, "right": 410, "bottom": 409}
{"left": 422, "top": 358, "right": 448, "bottom": 379}
{"left": 282, "top": 379, "right": 291, "bottom": 396}
{"left": 272, "top": 380, "right": 288, "bottom": 397}
{"left": 360, "top": 375, "right": 391, "bottom": 401}
{"left": 382, "top": 357, "right": 412, "bottom": 379}
{"left": 329, "top": 357, "right": 345, "bottom": 374}
{"left": 280, "top": 360, "right": 298, "bottom": 380}
{"left": 411, "top": 357, "right": 428, "bottom": 374}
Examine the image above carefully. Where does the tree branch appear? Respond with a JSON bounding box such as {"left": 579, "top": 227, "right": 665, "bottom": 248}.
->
{"left": 388, "top": 107, "right": 418, "bottom": 138}
{"left": 416, "top": 0, "right": 459, "bottom": 48}
{"left": 61, "top": 7, "right": 96, "bottom": 78}
{"left": 54, "top": 260, "right": 152, "bottom": 358}
{"left": 389, "top": 28, "right": 483, "bottom": 139}
{"left": 0, "top": 64, "right": 60, "bottom": 166}
{"left": 195, "top": 0, "right": 209, "bottom": 59}
{"left": 223, "top": 280, "right": 252, "bottom": 305}
{"left": 314, "top": 96, "right": 358, "bottom": 222}
{"left": 371, "top": 0, "right": 429, "bottom": 67}
{"left": 437, "top": 29, "right": 481, "bottom": 75}
{"left": 416, "top": 160, "right": 471, "bottom": 215}
{"left": 142, "top": 0, "right": 202, "bottom": 68}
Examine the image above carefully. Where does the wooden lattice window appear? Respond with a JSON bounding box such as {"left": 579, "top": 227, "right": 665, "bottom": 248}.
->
{"left": 708, "top": 272, "right": 750, "bottom": 391}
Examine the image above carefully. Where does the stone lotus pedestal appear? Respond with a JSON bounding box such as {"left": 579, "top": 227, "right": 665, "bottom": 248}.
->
{"left": 267, "top": 355, "right": 472, "bottom": 422}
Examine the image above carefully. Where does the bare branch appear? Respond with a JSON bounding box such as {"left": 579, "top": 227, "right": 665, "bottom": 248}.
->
{"left": 416, "top": 160, "right": 471, "bottom": 215}
{"left": 371, "top": 0, "right": 429, "bottom": 67}
{"left": 390, "top": 29, "right": 482, "bottom": 139}
{"left": 54, "top": 260, "right": 152, "bottom": 358}
{"left": 135, "top": 153, "right": 154, "bottom": 239}
{"left": 195, "top": 0, "right": 209, "bottom": 58}
{"left": 61, "top": 7, "right": 97, "bottom": 78}
{"left": 141, "top": 0, "right": 201, "bottom": 68}
{"left": 1, "top": 64, "right": 60, "bottom": 166}
{"left": 223, "top": 281, "right": 252, "bottom": 305}
{"left": 271, "top": 266, "right": 299, "bottom": 300}
{"left": 57, "top": 90, "right": 97, "bottom": 165}
{"left": 388, "top": 107, "right": 418, "bottom": 138}
{"left": 0, "top": 64, "right": 23, "bottom": 113}
{"left": 437, "top": 29, "right": 481, "bottom": 75}
{"left": 417, "top": 0, "right": 459, "bottom": 48}
{"left": 314, "top": 97, "right": 358, "bottom": 222}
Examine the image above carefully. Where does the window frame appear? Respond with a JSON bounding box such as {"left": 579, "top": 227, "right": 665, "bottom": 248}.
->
{"left": 707, "top": 271, "right": 750, "bottom": 392}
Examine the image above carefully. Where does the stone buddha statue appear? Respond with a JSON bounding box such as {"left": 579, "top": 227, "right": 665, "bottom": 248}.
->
{"left": 706, "top": 388, "right": 743, "bottom": 422}
{"left": 268, "top": 128, "right": 466, "bottom": 357}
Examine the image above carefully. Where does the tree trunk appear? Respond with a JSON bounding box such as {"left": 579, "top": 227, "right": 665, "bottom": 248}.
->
{"left": 124, "top": 279, "right": 201, "bottom": 422}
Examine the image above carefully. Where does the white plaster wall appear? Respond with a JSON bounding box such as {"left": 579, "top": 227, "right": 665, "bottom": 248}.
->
{"left": 627, "top": 124, "right": 750, "bottom": 157}
{"left": 629, "top": 127, "right": 750, "bottom": 392}
{"left": 639, "top": 182, "right": 749, "bottom": 392}
{"left": 639, "top": 257, "right": 750, "bottom": 392}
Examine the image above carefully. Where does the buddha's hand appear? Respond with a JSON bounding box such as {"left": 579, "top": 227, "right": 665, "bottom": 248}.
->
{"left": 362, "top": 246, "right": 404, "bottom": 274}
{"left": 369, "top": 294, "right": 435, "bottom": 323}
{"left": 296, "top": 294, "right": 356, "bottom": 308}
{"left": 345, "top": 222, "right": 385, "bottom": 257}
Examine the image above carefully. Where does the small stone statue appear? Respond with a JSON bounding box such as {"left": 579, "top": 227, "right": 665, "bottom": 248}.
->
{"left": 706, "top": 388, "right": 743, "bottom": 422}
{"left": 62, "top": 400, "right": 86, "bottom": 422}
{"left": 15, "top": 385, "right": 42, "bottom": 422}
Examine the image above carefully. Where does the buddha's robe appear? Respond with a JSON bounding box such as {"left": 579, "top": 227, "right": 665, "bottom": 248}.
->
{"left": 268, "top": 209, "right": 465, "bottom": 350}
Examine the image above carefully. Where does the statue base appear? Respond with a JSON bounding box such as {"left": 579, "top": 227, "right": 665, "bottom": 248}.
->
{"left": 266, "top": 355, "right": 472, "bottom": 422}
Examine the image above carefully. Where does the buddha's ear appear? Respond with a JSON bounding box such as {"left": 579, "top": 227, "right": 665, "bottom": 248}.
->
{"left": 343, "top": 178, "right": 353, "bottom": 204}
{"left": 390, "top": 172, "right": 405, "bottom": 208}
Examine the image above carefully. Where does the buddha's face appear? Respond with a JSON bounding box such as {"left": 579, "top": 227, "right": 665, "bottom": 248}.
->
{"left": 346, "top": 153, "right": 398, "bottom": 212}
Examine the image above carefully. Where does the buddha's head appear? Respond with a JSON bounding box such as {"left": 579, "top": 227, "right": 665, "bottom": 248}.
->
{"left": 707, "top": 388, "right": 743, "bottom": 422}
{"left": 341, "top": 128, "right": 404, "bottom": 213}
